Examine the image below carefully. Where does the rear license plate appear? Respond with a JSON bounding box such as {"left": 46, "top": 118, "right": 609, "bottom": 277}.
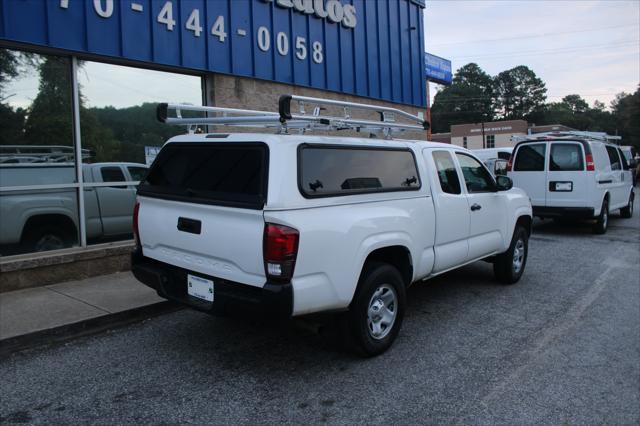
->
{"left": 555, "top": 182, "right": 572, "bottom": 191}
{"left": 187, "top": 274, "right": 214, "bottom": 302}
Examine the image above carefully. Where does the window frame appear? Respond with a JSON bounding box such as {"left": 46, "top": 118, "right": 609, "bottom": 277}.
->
{"left": 605, "top": 145, "right": 622, "bottom": 171}
{"left": 549, "top": 142, "right": 585, "bottom": 172}
{"left": 486, "top": 135, "right": 495, "bottom": 149}
{"left": 513, "top": 142, "right": 547, "bottom": 172}
{"left": 455, "top": 151, "right": 497, "bottom": 194}
{"left": 297, "top": 143, "right": 422, "bottom": 199}
{"left": 432, "top": 150, "right": 463, "bottom": 195}
{"left": 137, "top": 141, "right": 270, "bottom": 210}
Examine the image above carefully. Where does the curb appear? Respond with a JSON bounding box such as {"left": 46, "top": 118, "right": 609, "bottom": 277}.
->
{"left": 0, "top": 301, "right": 181, "bottom": 358}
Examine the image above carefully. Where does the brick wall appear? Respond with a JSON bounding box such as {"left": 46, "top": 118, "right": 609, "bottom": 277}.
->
{"left": 207, "top": 74, "right": 428, "bottom": 141}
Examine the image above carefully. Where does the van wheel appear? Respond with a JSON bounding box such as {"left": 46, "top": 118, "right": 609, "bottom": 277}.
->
{"left": 23, "top": 226, "right": 74, "bottom": 252}
{"left": 620, "top": 193, "right": 634, "bottom": 218}
{"left": 592, "top": 200, "right": 609, "bottom": 234}
{"left": 494, "top": 225, "right": 528, "bottom": 285}
{"left": 345, "top": 262, "right": 406, "bottom": 357}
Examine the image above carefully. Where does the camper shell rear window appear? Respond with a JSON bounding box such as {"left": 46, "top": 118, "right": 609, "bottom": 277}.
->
{"left": 138, "top": 142, "right": 268, "bottom": 209}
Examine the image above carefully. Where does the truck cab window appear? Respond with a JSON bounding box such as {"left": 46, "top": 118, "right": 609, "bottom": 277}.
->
{"left": 432, "top": 151, "right": 461, "bottom": 195}
{"left": 127, "top": 166, "right": 148, "bottom": 181}
{"left": 455, "top": 153, "right": 495, "bottom": 193}
{"left": 101, "top": 167, "right": 126, "bottom": 182}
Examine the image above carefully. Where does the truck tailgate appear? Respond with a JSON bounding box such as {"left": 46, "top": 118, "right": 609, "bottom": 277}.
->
{"left": 138, "top": 196, "right": 266, "bottom": 287}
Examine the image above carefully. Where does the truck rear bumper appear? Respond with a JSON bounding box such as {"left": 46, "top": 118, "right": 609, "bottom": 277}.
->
{"left": 131, "top": 250, "right": 292, "bottom": 318}
{"left": 533, "top": 206, "right": 595, "bottom": 219}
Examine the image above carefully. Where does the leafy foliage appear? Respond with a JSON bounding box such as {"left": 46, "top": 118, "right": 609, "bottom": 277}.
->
{"left": 494, "top": 65, "right": 547, "bottom": 119}
{"left": 430, "top": 63, "right": 494, "bottom": 133}
{"left": 431, "top": 62, "right": 639, "bottom": 148}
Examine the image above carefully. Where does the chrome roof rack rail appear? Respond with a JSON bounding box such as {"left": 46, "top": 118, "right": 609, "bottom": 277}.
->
{"left": 157, "top": 94, "right": 429, "bottom": 139}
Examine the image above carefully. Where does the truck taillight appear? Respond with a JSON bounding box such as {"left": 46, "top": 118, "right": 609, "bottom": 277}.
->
{"left": 133, "top": 201, "right": 140, "bottom": 247}
{"left": 586, "top": 153, "right": 595, "bottom": 171}
{"left": 263, "top": 223, "right": 299, "bottom": 283}
{"left": 507, "top": 155, "right": 513, "bottom": 172}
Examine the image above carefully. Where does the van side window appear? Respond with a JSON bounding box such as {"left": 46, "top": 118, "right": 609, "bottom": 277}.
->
{"left": 432, "top": 151, "right": 461, "bottom": 195}
{"left": 550, "top": 143, "right": 584, "bottom": 171}
{"left": 514, "top": 144, "right": 546, "bottom": 171}
{"left": 455, "top": 153, "right": 495, "bottom": 193}
{"left": 605, "top": 146, "right": 621, "bottom": 171}
{"left": 617, "top": 148, "right": 630, "bottom": 170}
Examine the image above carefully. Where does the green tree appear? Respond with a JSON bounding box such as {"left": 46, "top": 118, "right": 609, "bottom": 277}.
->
{"left": 23, "top": 57, "right": 74, "bottom": 148}
{"left": 494, "top": 65, "right": 547, "bottom": 120}
{"left": 430, "top": 63, "right": 495, "bottom": 133}
{"left": 612, "top": 88, "right": 640, "bottom": 148}
{"left": 561, "top": 94, "right": 589, "bottom": 114}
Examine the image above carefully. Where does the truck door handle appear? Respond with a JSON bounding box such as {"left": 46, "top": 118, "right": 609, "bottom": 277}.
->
{"left": 471, "top": 203, "right": 482, "bottom": 211}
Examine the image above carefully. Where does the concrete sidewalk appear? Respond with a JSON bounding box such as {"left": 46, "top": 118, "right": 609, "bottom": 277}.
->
{"left": 0, "top": 272, "right": 174, "bottom": 354}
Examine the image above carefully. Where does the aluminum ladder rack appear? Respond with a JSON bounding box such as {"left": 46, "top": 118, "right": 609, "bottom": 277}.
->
{"left": 512, "top": 131, "right": 622, "bottom": 144}
{"left": 157, "top": 94, "right": 429, "bottom": 139}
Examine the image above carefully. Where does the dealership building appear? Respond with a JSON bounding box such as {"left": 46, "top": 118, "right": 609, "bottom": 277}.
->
{"left": 433, "top": 121, "right": 577, "bottom": 149}
{"left": 0, "top": 0, "right": 428, "bottom": 287}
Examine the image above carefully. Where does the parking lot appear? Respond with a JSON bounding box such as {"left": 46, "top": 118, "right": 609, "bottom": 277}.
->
{"left": 1, "top": 197, "right": 638, "bottom": 424}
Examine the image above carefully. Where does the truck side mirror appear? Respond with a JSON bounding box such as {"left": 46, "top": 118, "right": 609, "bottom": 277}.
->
{"left": 495, "top": 175, "right": 513, "bottom": 191}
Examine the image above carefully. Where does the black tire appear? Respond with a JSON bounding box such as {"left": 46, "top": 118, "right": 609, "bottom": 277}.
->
{"left": 620, "top": 192, "right": 634, "bottom": 219}
{"left": 345, "top": 262, "right": 406, "bottom": 357}
{"left": 592, "top": 199, "right": 609, "bottom": 234}
{"left": 22, "top": 225, "right": 74, "bottom": 252}
{"left": 494, "top": 225, "right": 528, "bottom": 285}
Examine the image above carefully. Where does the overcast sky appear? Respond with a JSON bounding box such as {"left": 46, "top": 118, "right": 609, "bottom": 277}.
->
{"left": 424, "top": 0, "right": 640, "bottom": 107}
{"left": 5, "top": 0, "right": 638, "bottom": 110}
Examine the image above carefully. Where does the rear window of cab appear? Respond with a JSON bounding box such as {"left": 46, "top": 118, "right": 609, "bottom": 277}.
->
{"left": 298, "top": 145, "right": 421, "bottom": 198}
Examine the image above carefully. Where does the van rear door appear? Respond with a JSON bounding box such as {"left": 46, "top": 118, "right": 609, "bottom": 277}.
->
{"left": 510, "top": 142, "right": 547, "bottom": 207}
{"left": 546, "top": 141, "right": 589, "bottom": 208}
{"left": 136, "top": 142, "right": 269, "bottom": 287}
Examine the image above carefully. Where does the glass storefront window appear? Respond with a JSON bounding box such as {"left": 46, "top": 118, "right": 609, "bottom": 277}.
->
{"left": 77, "top": 61, "right": 202, "bottom": 245}
{"left": 0, "top": 48, "right": 79, "bottom": 255}
{"left": 0, "top": 48, "right": 204, "bottom": 256}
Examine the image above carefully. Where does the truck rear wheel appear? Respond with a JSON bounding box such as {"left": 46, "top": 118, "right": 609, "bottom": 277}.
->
{"left": 23, "top": 225, "right": 74, "bottom": 252}
{"left": 592, "top": 199, "right": 609, "bottom": 234}
{"left": 346, "top": 262, "right": 406, "bottom": 357}
{"left": 494, "top": 225, "right": 528, "bottom": 285}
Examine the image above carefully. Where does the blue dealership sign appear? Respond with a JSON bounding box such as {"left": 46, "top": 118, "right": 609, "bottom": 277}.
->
{"left": 0, "top": 0, "right": 427, "bottom": 107}
{"left": 425, "top": 52, "right": 452, "bottom": 86}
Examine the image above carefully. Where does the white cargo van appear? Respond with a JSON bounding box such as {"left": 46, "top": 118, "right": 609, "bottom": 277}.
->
{"left": 508, "top": 132, "right": 635, "bottom": 234}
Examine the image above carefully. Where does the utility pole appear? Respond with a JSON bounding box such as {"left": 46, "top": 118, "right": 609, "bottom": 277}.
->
{"left": 481, "top": 122, "right": 486, "bottom": 149}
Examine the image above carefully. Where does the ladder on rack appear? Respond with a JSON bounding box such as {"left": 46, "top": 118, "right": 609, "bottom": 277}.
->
{"left": 157, "top": 94, "right": 429, "bottom": 139}
{"left": 512, "top": 131, "right": 622, "bottom": 144}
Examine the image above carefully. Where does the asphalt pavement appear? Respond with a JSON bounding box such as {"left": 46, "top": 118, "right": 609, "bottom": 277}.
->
{"left": 1, "top": 197, "right": 639, "bottom": 425}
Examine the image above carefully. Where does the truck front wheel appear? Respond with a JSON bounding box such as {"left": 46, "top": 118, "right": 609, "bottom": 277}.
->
{"left": 494, "top": 225, "right": 528, "bottom": 285}
{"left": 346, "top": 262, "right": 406, "bottom": 357}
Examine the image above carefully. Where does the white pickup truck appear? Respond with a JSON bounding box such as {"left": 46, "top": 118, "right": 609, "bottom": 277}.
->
{"left": 0, "top": 162, "right": 147, "bottom": 254}
{"left": 132, "top": 99, "right": 532, "bottom": 356}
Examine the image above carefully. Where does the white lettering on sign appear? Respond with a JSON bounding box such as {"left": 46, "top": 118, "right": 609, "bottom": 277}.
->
{"left": 55, "top": 1, "right": 328, "bottom": 64}
{"left": 93, "top": 0, "right": 114, "bottom": 18}
{"left": 470, "top": 126, "right": 513, "bottom": 133}
{"left": 262, "top": 0, "right": 356, "bottom": 28}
